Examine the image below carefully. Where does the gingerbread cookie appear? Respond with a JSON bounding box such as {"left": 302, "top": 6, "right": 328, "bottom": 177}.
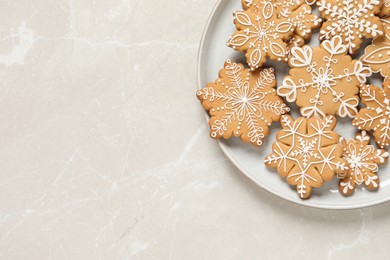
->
{"left": 361, "top": 18, "right": 390, "bottom": 80}
{"left": 227, "top": 2, "right": 295, "bottom": 70}
{"left": 338, "top": 131, "right": 389, "bottom": 196}
{"left": 317, "top": 0, "right": 384, "bottom": 54}
{"left": 278, "top": 36, "right": 372, "bottom": 118}
{"left": 241, "top": 0, "right": 321, "bottom": 58}
{"left": 352, "top": 81, "right": 390, "bottom": 149}
{"left": 242, "top": 0, "right": 321, "bottom": 40}
{"left": 265, "top": 115, "right": 347, "bottom": 199}
{"left": 286, "top": 34, "right": 305, "bottom": 49}
{"left": 197, "top": 60, "right": 290, "bottom": 147}
{"left": 380, "top": 1, "right": 390, "bottom": 17}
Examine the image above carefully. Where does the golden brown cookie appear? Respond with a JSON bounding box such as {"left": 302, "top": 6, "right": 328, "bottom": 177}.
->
{"left": 197, "top": 60, "right": 290, "bottom": 147}
{"left": 286, "top": 4, "right": 321, "bottom": 40}
{"left": 227, "top": 2, "right": 295, "bottom": 70}
{"left": 361, "top": 18, "right": 390, "bottom": 80}
{"left": 338, "top": 131, "right": 389, "bottom": 196}
{"left": 380, "top": 1, "right": 390, "bottom": 17}
{"left": 278, "top": 36, "right": 372, "bottom": 118}
{"left": 242, "top": 0, "right": 321, "bottom": 40}
{"left": 286, "top": 34, "right": 305, "bottom": 49}
{"left": 265, "top": 115, "right": 347, "bottom": 199}
{"left": 317, "top": 0, "right": 384, "bottom": 54}
{"left": 352, "top": 81, "right": 390, "bottom": 149}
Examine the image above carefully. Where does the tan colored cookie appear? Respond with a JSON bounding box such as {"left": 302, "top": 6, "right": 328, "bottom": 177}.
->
{"left": 287, "top": 4, "right": 321, "bottom": 40}
{"left": 338, "top": 131, "right": 389, "bottom": 196}
{"left": 242, "top": 0, "right": 321, "bottom": 39}
{"left": 197, "top": 60, "right": 290, "bottom": 147}
{"left": 361, "top": 18, "right": 390, "bottom": 80}
{"left": 317, "top": 0, "right": 384, "bottom": 54}
{"left": 227, "top": 2, "right": 295, "bottom": 70}
{"left": 278, "top": 36, "right": 372, "bottom": 118}
{"left": 380, "top": 0, "right": 390, "bottom": 17}
{"left": 241, "top": 0, "right": 321, "bottom": 54}
{"left": 265, "top": 115, "right": 347, "bottom": 199}
{"left": 287, "top": 34, "right": 305, "bottom": 49}
{"left": 352, "top": 81, "right": 390, "bottom": 149}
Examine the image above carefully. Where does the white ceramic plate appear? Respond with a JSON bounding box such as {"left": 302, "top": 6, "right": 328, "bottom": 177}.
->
{"left": 197, "top": 0, "right": 390, "bottom": 209}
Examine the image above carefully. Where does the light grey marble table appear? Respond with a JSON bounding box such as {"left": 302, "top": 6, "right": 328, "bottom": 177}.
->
{"left": 0, "top": 0, "right": 389, "bottom": 259}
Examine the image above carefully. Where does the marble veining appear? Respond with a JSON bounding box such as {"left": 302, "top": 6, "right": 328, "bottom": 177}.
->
{"left": 0, "top": 0, "right": 389, "bottom": 259}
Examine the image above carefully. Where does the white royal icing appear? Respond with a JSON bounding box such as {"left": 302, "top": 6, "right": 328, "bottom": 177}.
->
{"left": 265, "top": 116, "right": 346, "bottom": 198}
{"left": 197, "top": 60, "right": 289, "bottom": 146}
{"left": 278, "top": 36, "right": 371, "bottom": 119}
{"left": 318, "top": 0, "right": 383, "bottom": 54}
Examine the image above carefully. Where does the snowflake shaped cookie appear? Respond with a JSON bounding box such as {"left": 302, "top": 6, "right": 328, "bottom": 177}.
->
{"left": 241, "top": 0, "right": 321, "bottom": 51}
{"left": 361, "top": 18, "right": 390, "bottom": 80}
{"left": 338, "top": 131, "right": 389, "bottom": 196}
{"left": 244, "top": 0, "right": 318, "bottom": 5}
{"left": 197, "top": 60, "right": 290, "bottom": 146}
{"left": 352, "top": 81, "right": 390, "bottom": 148}
{"left": 265, "top": 115, "right": 347, "bottom": 199}
{"left": 317, "top": 0, "right": 384, "bottom": 54}
{"left": 278, "top": 36, "right": 372, "bottom": 118}
{"left": 227, "top": 2, "right": 295, "bottom": 70}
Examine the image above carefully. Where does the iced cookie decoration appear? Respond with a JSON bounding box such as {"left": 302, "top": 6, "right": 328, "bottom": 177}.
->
{"left": 278, "top": 36, "right": 372, "bottom": 118}
{"left": 317, "top": 0, "right": 384, "bottom": 54}
{"left": 241, "top": 0, "right": 321, "bottom": 54}
{"left": 361, "top": 18, "right": 390, "bottom": 80}
{"left": 265, "top": 115, "right": 347, "bottom": 199}
{"left": 286, "top": 34, "right": 305, "bottom": 49}
{"left": 242, "top": 0, "right": 321, "bottom": 41}
{"left": 338, "top": 131, "right": 389, "bottom": 196}
{"left": 197, "top": 60, "right": 290, "bottom": 147}
{"left": 227, "top": 1, "right": 295, "bottom": 70}
{"left": 352, "top": 81, "right": 390, "bottom": 148}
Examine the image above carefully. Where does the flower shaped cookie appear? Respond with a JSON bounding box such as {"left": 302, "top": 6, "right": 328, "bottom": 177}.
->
{"left": 317, "top": 0, "right": 383, "bottom": 54}
{"left": 353, "top": 81, "right": 390, "bottom": 148}
{"left": 338, "top": 131, "right": 389, "bottom": 196}
{"left": 265, "top": 115, "right": 347, "bottom": 199}
{"left": 197, "top": 60, "right": 290, "bottom": 147}
{"left": 278, "top": 36, "right": 372, "bottom": 118}
{"left": 227, "top": 2, "right": 295, "bottom": 70}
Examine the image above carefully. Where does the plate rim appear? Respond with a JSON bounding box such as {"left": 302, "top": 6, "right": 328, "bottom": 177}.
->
{"left": 196, "top": 0, "right": 390, "bottom": 210}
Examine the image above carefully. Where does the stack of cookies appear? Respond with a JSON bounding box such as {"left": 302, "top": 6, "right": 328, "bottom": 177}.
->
{"left": 197, "top": 0, "right": 390, "bottom": 199}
